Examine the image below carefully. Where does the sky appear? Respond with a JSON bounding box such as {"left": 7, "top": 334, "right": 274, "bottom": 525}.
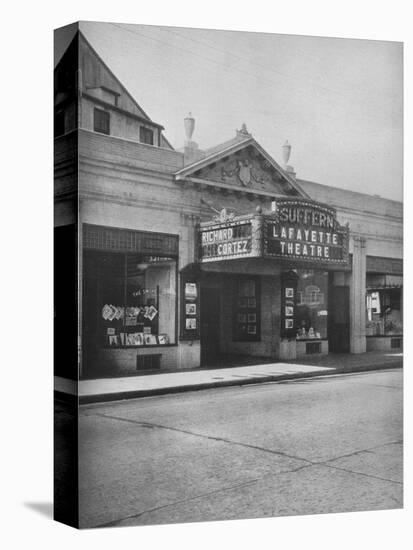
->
{"left": 56, "top": 21, "right": 403, "bottom": 201}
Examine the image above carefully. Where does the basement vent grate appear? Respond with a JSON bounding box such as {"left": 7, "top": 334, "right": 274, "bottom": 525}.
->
{"left": 136, "top": 354, "right": 162, "bottom": 371}
{"left": 306, "top": 342, "right": 322, "bottom": 354}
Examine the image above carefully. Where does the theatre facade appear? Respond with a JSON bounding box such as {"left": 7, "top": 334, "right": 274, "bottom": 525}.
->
{"left": 54, "top": 32, "right": 403, "bottom": 381}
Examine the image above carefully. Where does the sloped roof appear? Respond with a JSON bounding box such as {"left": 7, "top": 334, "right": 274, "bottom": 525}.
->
{"left": 202, "top": 133, "right": 251, "bottom": 158}
{"left": 78, "top": 31, "right": 156, "bottom": 124}
{"left": 298, "top": 178, "right": 402, "bottom": 219}
{"left": 55, "top": 30, "right": 175, "bottom": 149}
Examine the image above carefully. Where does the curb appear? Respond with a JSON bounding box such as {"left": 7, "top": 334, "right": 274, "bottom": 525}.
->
{"left": 66, "top": 360, "right": 403, "bottom": 405}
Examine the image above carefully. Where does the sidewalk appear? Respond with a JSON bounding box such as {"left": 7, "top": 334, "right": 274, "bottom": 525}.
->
{"left": 54, "top": 351, "right": 403, "bottom": 404}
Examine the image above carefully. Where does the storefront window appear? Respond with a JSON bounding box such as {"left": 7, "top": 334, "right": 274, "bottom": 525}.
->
{"left": 295, "top": 270, "right": 328, "bottom": 339}
{"left": 84, "top": 250, "right": 177, "bottom": 347}
{"left": 366, "top": 288, "right": 402, "bottom": 336}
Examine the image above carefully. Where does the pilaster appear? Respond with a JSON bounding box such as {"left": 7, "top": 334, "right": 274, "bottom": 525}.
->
{"left": 350, "top": 235, "right": 367, "bottom": 353}
{"left": 78, "top": 222, "right": 83, "bottom": 378}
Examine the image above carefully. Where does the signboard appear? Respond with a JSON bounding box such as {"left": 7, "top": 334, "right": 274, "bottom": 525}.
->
{"left": 180, "top": 279, "right": 200, "bottom": 340}
{"left": 197, "top": 200, "right": 349, "bottom": 268}
{"left": 199, "top": 219, "right": 254, "bottom": 262}
{"left": 280, "top": 271, "right": 299, "bottom": 338}
{"left": 264, "top": 199, "right": 349, "bottom": 265}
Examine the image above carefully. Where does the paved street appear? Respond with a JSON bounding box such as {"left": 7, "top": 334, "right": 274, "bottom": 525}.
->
{"left": 76, "top": 369, "right": 403, "bottom": 528}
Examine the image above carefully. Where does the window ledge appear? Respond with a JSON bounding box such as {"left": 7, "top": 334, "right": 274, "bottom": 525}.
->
{"left": 103, "top": 343, "right": 177, "bottom": 349}
{"left": 366, "top": 334, "right": 403, "bottom": 338}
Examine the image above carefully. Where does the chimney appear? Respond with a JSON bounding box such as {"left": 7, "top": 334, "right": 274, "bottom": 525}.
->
{"left": 282, "top": 140, "right": 296, "bottom": 178}
{"left": 183, "top": 112, "right": 205, "bottom": 165}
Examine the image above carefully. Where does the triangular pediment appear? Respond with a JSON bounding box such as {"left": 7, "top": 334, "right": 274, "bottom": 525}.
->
{"left": 175, "top": 137, "right": 309, "bottom": 198}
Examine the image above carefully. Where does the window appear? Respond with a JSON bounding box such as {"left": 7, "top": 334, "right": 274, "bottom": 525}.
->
{"left": 140, "top": 126, "right": 154, "bottom": 145}
{"left": 94, "top": 108, "right": 110, "bottom": 135}
{"left": 233, "top": 278, "right": 260, "bottom": 341}
{"left": 296, "top": 270, "right": 328, "bottom": 339}
{"left": 54, "top": 110, "right": 65, "bottom": 137}
{"left": 297, "top": 285, "right": 324, "bottom": 307}
{"left": 366, "top": 288, "right": 402, "bottom": 336}
{"left": 83, "top": 251, "right": 177, "bottom": 347}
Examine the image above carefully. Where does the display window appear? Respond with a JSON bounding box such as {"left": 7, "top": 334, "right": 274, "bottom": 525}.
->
{"left": 366, "top": 287, "right": 402, "bottom": 336}
{"left": 295, "top": 270, "right": 328, "bottom": 339}
{"left": 83, "top": 250, "right": 177, "bottom": 347}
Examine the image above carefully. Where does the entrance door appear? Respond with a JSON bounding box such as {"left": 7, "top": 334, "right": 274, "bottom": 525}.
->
{"left": 200, "top": 287, "right": 221, "bottom": 365}
{"left": 328, "top": 286, "right": 350, "bottom": 352}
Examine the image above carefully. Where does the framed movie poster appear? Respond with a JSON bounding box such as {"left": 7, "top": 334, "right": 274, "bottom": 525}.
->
{"left": 180, "top": 272, "right": 200, "bottom": 340}
{"left": 281, "top": 271, "right": 299, "bottom": 338}
{"left": 186, "top": 303, "right": 196, "bottom": 315}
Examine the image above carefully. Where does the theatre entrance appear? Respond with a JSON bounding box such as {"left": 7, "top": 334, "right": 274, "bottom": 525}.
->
{"left": 200, "top": 287, "right": 221, "bottom": 366}
{"left": 328, "top": 285, "right": 350, "bottom": 352}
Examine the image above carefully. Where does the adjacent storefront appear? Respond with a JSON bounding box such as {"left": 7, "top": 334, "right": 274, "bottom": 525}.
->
{"left": 82, "top": 224, "right": 179, "bottom": 377}
{"left": 365, "top": 257, "right": 403, "bottom": 351}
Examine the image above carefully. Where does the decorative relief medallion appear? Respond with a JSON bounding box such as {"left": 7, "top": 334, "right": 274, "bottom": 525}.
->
{"left": 198, "top": 149, "right": 288, "bottom": 194}
{"left": 221, "top": 157, "right": 273, "bottom": 188}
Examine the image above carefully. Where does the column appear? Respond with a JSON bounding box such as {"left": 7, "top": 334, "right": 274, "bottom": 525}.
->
{"left": 77, "top": 222, "right": 83, "bottom": 378}
{"left": 349, "top": 235, "right": 367, "bottom": 353}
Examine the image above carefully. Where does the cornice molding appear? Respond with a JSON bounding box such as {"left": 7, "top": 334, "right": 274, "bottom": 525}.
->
{"left": 78, "top": 187, "right": 203, "bottom": 217}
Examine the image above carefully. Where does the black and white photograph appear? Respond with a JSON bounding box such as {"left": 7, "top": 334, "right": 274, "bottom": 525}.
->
{"left": 52, "top": 17, "right": 404, "bottom": 535}
{"left": 186, "top": 303, "right": 196, "bottom": 315}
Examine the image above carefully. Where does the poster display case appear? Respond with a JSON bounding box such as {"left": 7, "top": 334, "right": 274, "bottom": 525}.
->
{"left": 233, "top": 277, "right": 260, "bottom": 341}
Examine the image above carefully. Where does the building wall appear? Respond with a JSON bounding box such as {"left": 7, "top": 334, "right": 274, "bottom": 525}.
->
{"left": 78, "top": 129, "right": 203, "bottom": 373}
{"left": 79, "top": 129, "right": 183, "bottom": 173}
{"left": 54, "top": 131, "right": 78, "bottom": 226}
{"left": 299, "top": 179, "right": 403, "bottom": 260}
{"left": 55, "top": 101, "right": 78, "bottom": 137}
{"left": 94, "top": 346, "right": 180, "bottom": 376}
{"left": 80, "top": 96, "right": 161, "bottom": 146}
{"left": 73, "top": 126, "right": 403, "bottom": 370}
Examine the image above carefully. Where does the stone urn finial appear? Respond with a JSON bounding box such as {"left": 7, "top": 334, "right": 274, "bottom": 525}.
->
{"left": 238, "top": 123, "right": 250, "bottom": 136}
{"left": 184, "top": 112, "right": 195, "bottom": 142}
{"left": 282, "top": 140, "right": 292, "bottom": 166}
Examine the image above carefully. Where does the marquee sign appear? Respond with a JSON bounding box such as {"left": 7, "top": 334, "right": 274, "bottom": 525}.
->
{"left": 197, "top": 200, "right": 349, "bottom": 267}
{"left": 264, "top": 199, "right": 349, "bottom": 265}
{"left": 198, "top": 217, "right": 256, "bottom": 262}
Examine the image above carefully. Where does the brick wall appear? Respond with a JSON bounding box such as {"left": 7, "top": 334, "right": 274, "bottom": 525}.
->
{"left": 95, "top": 346, "right": 179, "bottom": 376}
{"left": 79, "top": 129, "right": 183, "bottom": 173}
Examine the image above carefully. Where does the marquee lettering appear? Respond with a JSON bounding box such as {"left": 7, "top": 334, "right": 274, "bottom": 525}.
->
{"left": 278, "top": 206, "right": 337, "bottom": 229}
{"left": 198, "top": 200, "right": 349, "bottom": 266}
{"left": 199, "top": 222, "right": 253, "bottom": 261}
{"left": 264, "top": 199, "right": 348, "bottom": 264}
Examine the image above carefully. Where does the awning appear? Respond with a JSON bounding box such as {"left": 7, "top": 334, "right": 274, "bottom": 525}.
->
{"left": 366, "top": 274, "right": 403, "bottom": 289}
